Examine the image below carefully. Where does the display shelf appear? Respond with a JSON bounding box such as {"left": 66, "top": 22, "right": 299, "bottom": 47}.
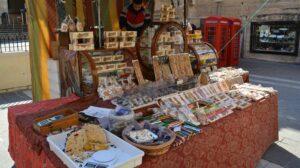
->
{"left": 77, "top": 48, "right": 136, "bottom": 97}
{"left": 136, "top": 22, "right": 188, "bottom": 80}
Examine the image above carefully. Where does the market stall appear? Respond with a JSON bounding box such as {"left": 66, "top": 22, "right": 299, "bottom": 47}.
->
{"left": 8, "top": 1, "right": 276, "bottom": 168}
{"left": 9, "top": 84, "right": 278, "bottom": 168}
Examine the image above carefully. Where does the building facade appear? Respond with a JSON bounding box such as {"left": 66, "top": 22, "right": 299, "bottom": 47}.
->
{"left": 0, "top": 0, "right": 25, "bottom": 25}
{"left": 187, "top": 0, "right": 300, "bottom": 63}
{"left": 0, "top": 0, "right": 8, "bottom": 24}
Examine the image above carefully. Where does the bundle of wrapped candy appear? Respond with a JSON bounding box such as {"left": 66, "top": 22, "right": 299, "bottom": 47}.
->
{"left": 98, "top": 75, "right": 136, "bottom": 100}
{"left": 111, "top": 81, "right": 178, "bottom": 109}
{"left": 209, "top": 67, "right": 249, "bottom": 82}
{"left": 125, "top": 122, "right": 172, "bottom": 145}
{"left": 140, "top": 112, "right": 201, "bottom": 147}
{"left": 231, "top": 83, "right": 277, "bottom": 101}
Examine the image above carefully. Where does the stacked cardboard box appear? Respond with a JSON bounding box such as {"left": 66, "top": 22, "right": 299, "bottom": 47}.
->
{"left": 187, "top": 30, "right": 202, "bottom": 44}
{"left": 69, "top": 32, "right": 94, "bottom": 51}
{"left": 160, "top": 5, "right": 176, "bottom": 22}
{"left": 104, "top": 31, "right": 137, "bottom": 49}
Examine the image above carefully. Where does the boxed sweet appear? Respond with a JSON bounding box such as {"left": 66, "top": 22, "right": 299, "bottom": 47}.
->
{"left": 47, "top": 124, "right": 144, "bottom": 168}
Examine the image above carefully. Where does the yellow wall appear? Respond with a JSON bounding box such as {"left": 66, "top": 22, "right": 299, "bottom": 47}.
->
{"left": 0, "top": 52, "right": 31, "bottom": 92}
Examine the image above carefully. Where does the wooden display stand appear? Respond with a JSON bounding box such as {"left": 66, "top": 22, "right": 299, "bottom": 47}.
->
{"left": 136, "top": 22, "right": 188, "bottom": 80}
{"left": 188, "top": 42, "right": 219, "bottom": 72}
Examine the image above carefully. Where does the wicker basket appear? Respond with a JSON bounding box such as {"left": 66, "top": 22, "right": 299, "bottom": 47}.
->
{"left": 122, "top": 125, "right": 176, "bottom": 156}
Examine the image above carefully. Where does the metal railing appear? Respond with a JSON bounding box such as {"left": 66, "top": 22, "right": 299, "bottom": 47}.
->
{"left": 0, "top": 32, "right": 29, "bottom": 53}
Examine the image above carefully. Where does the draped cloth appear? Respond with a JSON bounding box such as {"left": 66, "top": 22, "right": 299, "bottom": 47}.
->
{"left": 8, "top": 94, "right": 278, "bottom": 168}
{"left": 25, "top": 0, "right": 52, "bottom": 101}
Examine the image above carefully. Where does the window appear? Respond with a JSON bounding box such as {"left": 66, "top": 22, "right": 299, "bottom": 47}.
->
{"left": 250, "top": 21, "right": 299, "bottom": 56}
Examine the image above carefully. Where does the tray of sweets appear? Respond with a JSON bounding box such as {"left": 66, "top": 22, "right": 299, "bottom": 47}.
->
{"left": 33, "top": 108, "right": 79, "bottom": 135}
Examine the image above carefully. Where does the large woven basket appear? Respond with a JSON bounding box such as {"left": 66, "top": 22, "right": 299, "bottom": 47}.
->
{"left": 122, "top": 125, "right": 176, "bottom": 156}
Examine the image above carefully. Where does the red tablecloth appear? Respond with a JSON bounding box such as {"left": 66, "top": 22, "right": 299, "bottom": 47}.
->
{"left": 8, "top": 94, "right": 278, "bottom": 168}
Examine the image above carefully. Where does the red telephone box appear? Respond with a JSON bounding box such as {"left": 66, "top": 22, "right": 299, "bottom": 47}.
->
{"left": 227, "top": 17, "right": 242, "bottom": 66}
{"left": 203, "top": 16, "right": 230, "bottom": 67}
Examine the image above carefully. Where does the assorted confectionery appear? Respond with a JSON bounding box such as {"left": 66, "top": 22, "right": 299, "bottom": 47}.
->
{"left": 29, "top": 3, "right": 278, "bottom": 168}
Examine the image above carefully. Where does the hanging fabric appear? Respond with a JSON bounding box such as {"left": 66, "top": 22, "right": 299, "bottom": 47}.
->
{"left": 64, "top": 0, "right": 76, "bottom": 18}
{"left": 76, "top": 0, "right": 85, "bottom": 27}
{"left": 25, "top": 0, "right": 51, "bottom": 101}
{"left": 100, "top": 0, "right": 120, "bottom": 31}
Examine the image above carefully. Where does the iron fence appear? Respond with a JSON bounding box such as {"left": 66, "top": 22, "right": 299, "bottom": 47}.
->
{"left": 0, "top": 32, "right": 29, "bottom": 53}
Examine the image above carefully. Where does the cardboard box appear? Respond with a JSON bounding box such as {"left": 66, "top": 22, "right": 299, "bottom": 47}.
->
{"left": 104, "top": 42, "right": 119, "bottom": 49}
{"left": 104, "top": 31, "right": 120, "bottom": 38}
{"left": 121, "top": 31, "right": 137, "bottom": 37}
{"left": 120, "top": 41, "right": 135, "bottom": 48}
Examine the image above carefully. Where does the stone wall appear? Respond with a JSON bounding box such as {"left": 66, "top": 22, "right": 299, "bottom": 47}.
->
{"left": 0, "top": 52, "right": 31, "bottom": 92}
{"left": 185, "top": 0, "right": 300, "bottom": 63}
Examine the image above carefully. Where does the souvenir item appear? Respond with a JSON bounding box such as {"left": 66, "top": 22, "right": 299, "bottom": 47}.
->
{"left": 104, "top": 31, "right": 137, "bottom": 49}
{"left": 65, "top": 124, "right": 108, "bottom": 159}
{"left": 69, "top": 31, "right": 94, "bottom": 51}
{"left": 33, "top": 108, "right": 79, "bottom": 135}
{"left": 198, "top": 70, "right": 209, "bottom": 85}
{"left": 75, "top": 18, "right": 84, "bottom": 31}
{"left": 231, "top": 83, "right": 277, "bottom": 101}
{"left": 128, "top": 129, "right": 158, "bottom": 144}
{"left": 209, "top": 67, "right": 248, "bottom": 82}
{"left": 159, "top": 5, "right": 176, "bottom": 22}
{"left": 68, "top": 17, "right": 76, "bottom": 32}
{"left": 47, "top": 127, "right": 144, "bottom": 168}
{"left": 153, "top": 56, "right": 172, "bottom": 81}
{"left": 60, "top": 22, "right": 69, "bottom": 32}
{"left": 122, "top": 122, "right": 176, "bottom": 155}
{"left": 109, "top": 106, "right": 135, "bottom": 134}
{"left": 112, "top": 94, "right": 154, "bottom": 110}
{"left": 132, "top": 60, "right": 147, "bottom": 85}
{"left": 168, "top": 53, "right": 193, "bottom": 79}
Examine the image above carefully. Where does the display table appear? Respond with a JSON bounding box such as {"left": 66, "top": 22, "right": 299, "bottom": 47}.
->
{"left": 8, "top": 94, "right": 277, "bottom": 168}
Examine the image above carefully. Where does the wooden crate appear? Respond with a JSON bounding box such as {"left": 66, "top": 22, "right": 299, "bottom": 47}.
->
{"left": 156, "top": 50, "right": 166, "bottom": 56}
{"left": 102, "top": 55, "right": 114, "bottom": 62}
{"left": 97, "top": 63, "right": 117, "bottom": 73}
{"left": 158, "top": 45, "right": 172, "bottom": 51}
{"left": 116, "top": 62, "right": 127, "bottom": 69}
{"left": 121, "top": 31, "right": 137, "bottom": 37}
{"left": 168, "top": 8, "right": 175, "bottom": 12}
{"left": 160, "top": 17, "right": 169, "bottom": 22}
{"left": 105, "top": 64, "right": 117, "bottom": 71}
{"left": 113, "top": 55, "right": 124, "bottom": 61}
{"left": 120, "top": 41, "right": 135, "bottom": 48}
{"left": 161, "top": 4, "right": 173, "bottom": 11}
{"left": 33, "top": 108, "right": 79, "bottom": 135}
{"left": 69, "top": 44, "right": 94, "bottom": 51}
{"left": 169, "top": 13, "right": 176, "bottom": 19}
{"left": 96, "top": 64, "right": 106, "bottom": 73}
{"left": 92, "top": 56, "right": 103, "bottom": 63}
{"left": 69, "top": 31, "right": 93, "bottom": 40}
{"left": 69, "top": 32, "right": 94, "bottom": 51}
{"left": 104, "top": 42, "right": 119, "bottom": 49}
{"left": 165, "top": 49, "right": 175, "bottom": 55}
{"left": 120, "top": 36, "right": 137, "bottom": 42}
{"left": 104, "top": 37, "right": 118, "bottom": 43}
{"left": 104, "top": 31, "right": 120, "bottom": 38}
